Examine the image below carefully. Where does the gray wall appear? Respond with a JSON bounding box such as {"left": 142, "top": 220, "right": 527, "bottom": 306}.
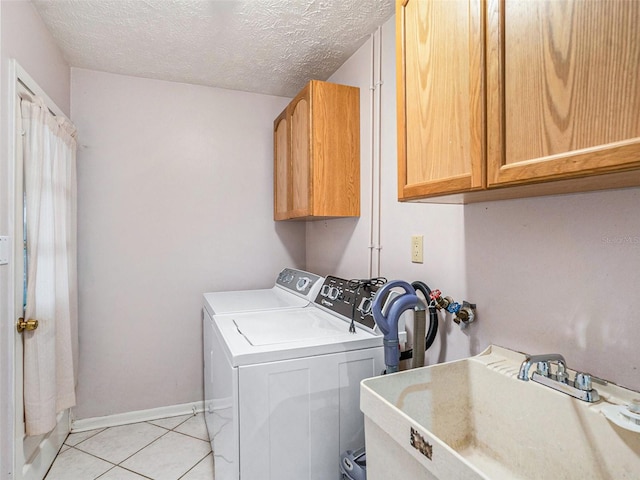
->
{"left": 71, "top": 69, "right": 305, "bottom": 418}
{"left": 465, "top": 189, "right": 640, "bottom": 390}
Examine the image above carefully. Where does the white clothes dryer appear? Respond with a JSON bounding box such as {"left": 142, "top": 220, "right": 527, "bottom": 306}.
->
{"left": 203, "top": 268, "right": 323, "bottom": 472}
{"left": 203, "top": 267, "right": 323, "bottom": 317}
{"left": 203, "top": 276, "right": 388, "bottom": 480}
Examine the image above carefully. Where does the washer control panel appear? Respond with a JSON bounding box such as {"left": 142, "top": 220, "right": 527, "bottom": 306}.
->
{"left": 314, "top": 276, "right": 382, "bottom": 330}
{"left": 276, "top": 268, "right": 322, "bottom": 296}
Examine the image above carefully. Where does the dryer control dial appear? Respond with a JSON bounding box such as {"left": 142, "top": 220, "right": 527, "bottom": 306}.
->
{"left": 296, "top": 277, "right": 311, "bottom": 291}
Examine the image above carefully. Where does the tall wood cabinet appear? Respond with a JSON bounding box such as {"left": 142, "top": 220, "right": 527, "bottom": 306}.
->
{"left": 274, "top": 80, "right": 360, "bottom": 220}
{"left": 397, "top": 0, "right": 640, "bottom": 203}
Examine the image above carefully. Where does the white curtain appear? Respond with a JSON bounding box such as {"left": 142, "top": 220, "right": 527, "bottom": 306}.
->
{"left": 21, "top": 94, "right": 78, "bottom": 436}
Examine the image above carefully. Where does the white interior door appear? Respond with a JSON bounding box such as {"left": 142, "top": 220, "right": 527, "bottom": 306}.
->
{"left": 11, "top": 63, "right": 69, "bottom": 480}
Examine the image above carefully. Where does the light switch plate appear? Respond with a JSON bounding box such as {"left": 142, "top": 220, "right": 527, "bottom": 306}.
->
{"left": 0, "top": 236, "right": 9, "bottom": 265}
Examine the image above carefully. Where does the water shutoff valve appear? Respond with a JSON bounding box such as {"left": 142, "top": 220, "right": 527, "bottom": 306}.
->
{"left": 454, "top": 301, "right": 476, "bottom": 326}
{"left": 429, "top": 289, "right": 476, "bottom": 326}
{"left": 429, "top": 290, "right": 453, "bottom": 311}
{"left": 447, "top": 302, "right": 462, "bottom": 314}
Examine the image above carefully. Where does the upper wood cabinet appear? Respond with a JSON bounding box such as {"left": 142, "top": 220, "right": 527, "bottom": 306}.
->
{"left": 274, "top": 80, "right": 360, "bottom": 220}
{"left": 397, "top": 0, "right": 485, "bottom": 200}
{"left": 487, "top": 0, "right": 640, "bottom": 187}
{"left": 397, "top": 0, "right": 640, "bottom": 203}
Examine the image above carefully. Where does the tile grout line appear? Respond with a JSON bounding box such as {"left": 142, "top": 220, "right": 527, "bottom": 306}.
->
{"left": 109, "top": 417, "right": 208, "bottom": 476}
{"left": 70, "top": 427, "right": 171, "bottom": 475}
{"left": 64, "top": 427, "right": 107, "bottom": 448}
{"left": 71, "top": 420, "right": 176, "bottom": 463}
{"left": 93, "top": 464, "right": 117, "bottom": 480}
{"left": 152, "top": 413, "right": 210, "bottom": 443}
{"left": 51, "top": 446, "right": 119, "bottom": 479}
{"left": 113, "top": 428, "right": 172, "bottom": 468}
{"left": 45, "top": 414, "right": 211, "bottom": 479}
{"left": 177, "top": 451, "right": 213, "bottom": 480}
{"left": 94, "top": 463, "right": 155, "bottom": 480}
{"left": 170, "top": 429, "right": 210, "bottom": 444}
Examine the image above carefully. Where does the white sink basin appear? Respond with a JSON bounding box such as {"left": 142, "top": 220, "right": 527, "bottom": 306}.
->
{"left": 361, "top": 346, "right": 640, "bottom": 479}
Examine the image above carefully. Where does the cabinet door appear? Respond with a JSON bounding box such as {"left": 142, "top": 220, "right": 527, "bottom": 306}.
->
{"left": 397, "top": 0, "right": 485, "bottom": 200}
{"left": 310, "top": 80, "right": 360, "bottom": 217}
{"left": 290, "top": 91, "right": 311, "bottom": 217}
{"left": 487, "top": 0, "right": 640, "bottom": 187}
{"left": 273, "top": 111, "right": 290, "bottom": 220}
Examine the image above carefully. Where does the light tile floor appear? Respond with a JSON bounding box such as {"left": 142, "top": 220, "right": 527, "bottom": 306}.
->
{"left": 45, "top": 413, "right": 213, "bottom": 480}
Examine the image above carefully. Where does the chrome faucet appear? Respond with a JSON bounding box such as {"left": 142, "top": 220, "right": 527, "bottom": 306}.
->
{"left": 517, "top": 353, "right": 566, "bottom": 381}
{"left": 517, "top": 352, "right": 601, "bottom": 403}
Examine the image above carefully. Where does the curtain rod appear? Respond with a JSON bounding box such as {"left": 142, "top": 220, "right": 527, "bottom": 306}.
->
{"left": 18, "top": 77, "right": 35, "bottom": 95}
{"left": 18, "top": 77, "right": 58, "bottom": 118}
{"left": 15, "top": 61, "right": 69, "bottom": 121}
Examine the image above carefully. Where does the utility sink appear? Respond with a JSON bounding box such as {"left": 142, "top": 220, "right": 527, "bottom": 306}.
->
{"left": 361, "top": 346, "right": 640, "bottom": 479}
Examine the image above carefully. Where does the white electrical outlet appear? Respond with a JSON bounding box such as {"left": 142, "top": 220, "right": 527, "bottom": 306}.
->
{"left": 411, "top": 235, "right": 423, "bottom": 263}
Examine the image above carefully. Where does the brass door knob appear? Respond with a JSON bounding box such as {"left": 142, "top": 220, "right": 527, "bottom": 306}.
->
{"left": 17, "top": 318, "right": 38, "bottom": 333}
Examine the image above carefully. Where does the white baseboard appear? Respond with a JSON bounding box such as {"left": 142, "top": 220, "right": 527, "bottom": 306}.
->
{"left": 70, "top": 401, "right": 205, "bottom": 433}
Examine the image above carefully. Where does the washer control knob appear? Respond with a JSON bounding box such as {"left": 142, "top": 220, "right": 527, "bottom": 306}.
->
{"left": 328, "top": 287, "right": 340, "bottom": 300}
{"left": 358, "top": 297, "right": 372, "bottom": 314}
{"left": 320, "top": 285, "right": 331, "bottom": 297}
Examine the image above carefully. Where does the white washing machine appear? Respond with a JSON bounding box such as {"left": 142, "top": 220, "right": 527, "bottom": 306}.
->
{"left": 203, "top": 276, "right": 390, "bottom": 480}
{"left": 203, "top": 267, "right": 323, "bottom": 316}
{"left": 203, "top": 268, "right": 323, "bottom": 469}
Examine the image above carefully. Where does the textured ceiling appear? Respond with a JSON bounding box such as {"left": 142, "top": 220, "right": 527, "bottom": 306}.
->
{"left": 32, "top": 0, "right": 395, "bottom": 97}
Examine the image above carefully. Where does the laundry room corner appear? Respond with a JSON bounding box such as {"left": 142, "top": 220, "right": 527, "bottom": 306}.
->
{"left": 305, "top": 15, "right": 472, "bottom": 365}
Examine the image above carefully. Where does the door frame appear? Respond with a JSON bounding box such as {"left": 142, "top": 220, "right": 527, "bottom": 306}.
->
{"left": 2, "top": 60, "right": 71, "bottom": 480}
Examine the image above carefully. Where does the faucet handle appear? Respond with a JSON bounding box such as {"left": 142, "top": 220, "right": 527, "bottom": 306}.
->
{"left": 536, "top": 361, "right": 550, "bottom": 377}
{"left": 574, "top": 372, "right": 596, "bottom": 391}
{"left": 574, "top": 372, "right": 608, "bottom": 390}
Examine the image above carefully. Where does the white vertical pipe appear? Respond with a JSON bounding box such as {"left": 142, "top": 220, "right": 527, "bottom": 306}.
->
{"left": 367, "top": 26, "right": 385, "bottom": 279}
{"left": 375, "top": 26, "right": 383, "bottom": 278}
{"left": 368, "top": 32, "right": 376, "bottom": 278}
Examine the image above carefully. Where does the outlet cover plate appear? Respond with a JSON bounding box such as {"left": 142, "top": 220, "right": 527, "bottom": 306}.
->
{"left": 411, "top": 235, "right": 423, "bottom": 263}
